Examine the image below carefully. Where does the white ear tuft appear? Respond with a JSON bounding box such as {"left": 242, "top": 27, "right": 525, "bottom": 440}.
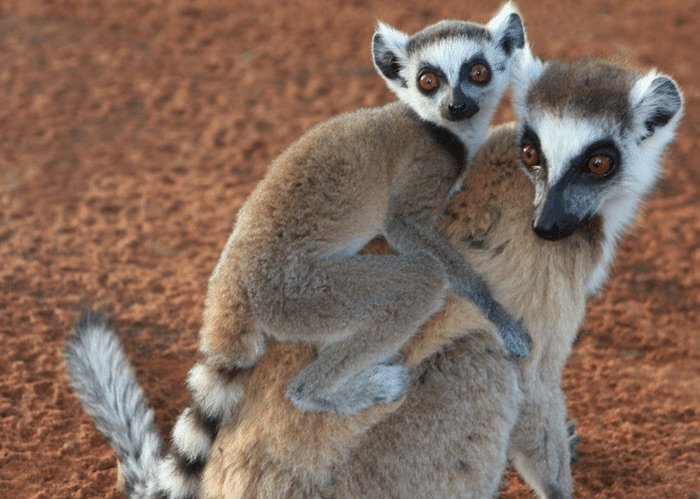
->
{"left": 629, "top": 70, "right": 683, "bottom": 143}
{"left": 487, "top": 2, "right": 525, "bottom": 56}
{"left": 372, "top": 22, "right": 410, "bottom": 89}
{"left": 487, "top": 2, "right": 518, "bottom": 28}
{"left": 511, "top": 44, "right": 545, "bottom": 119}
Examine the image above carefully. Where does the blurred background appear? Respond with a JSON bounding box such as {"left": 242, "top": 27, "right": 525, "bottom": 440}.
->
{"left": 0, "top": 1, "right": 697, "bottom": 497}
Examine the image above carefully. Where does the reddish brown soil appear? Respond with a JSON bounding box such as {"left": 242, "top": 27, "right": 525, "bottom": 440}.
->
{"left": 0, "top": 1, "right": 697, "bottom": 498}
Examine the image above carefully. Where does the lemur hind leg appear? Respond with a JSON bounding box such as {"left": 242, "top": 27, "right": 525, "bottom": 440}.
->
{"left": 199, "top": 255, "right": 265, "bottom": 371}
{"left": 253, "top": 251, "right": 449, "bottom": 415}
{"left": 509, "top": 386, "right": 573, "bottom": 499}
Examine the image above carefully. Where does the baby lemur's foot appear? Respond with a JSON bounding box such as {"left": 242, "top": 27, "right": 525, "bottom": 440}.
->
{"left": 286, "top": 362, "right": 409, "bottom": 415}
{"left": 567, "top": 421, "right": 581, "bottom": 462}
{"left": 487, "top": 303, "right": 531, "bottom": 358}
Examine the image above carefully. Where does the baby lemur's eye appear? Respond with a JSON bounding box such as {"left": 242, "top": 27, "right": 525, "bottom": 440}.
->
{"left": 521, "top": 144, "right": 540, "bottom": 168}
{"left": 469, "top": 63, "right": 490, "bottom": 84}
{"left": 587, "top": 155, "right": 614, "bottom": 176}
{"left": 418, "top": 71, "right": 440, "bottom": 92}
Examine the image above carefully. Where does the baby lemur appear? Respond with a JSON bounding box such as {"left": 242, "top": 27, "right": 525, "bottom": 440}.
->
{"left": 65, "top": 5, "right": 530, "bottom": 498}
{"left": 199, "top": 3, "right": 528, "bottom": 417}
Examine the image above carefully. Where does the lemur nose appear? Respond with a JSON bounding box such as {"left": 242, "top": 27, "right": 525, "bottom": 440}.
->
{"left": 533, "top": 222, "right": 563, "bottom": 241}
{"left": 532, "top": 221, "right": 577, "bottom": 241}
{"left": 448, "top": 103, "right": 467, "bottom": 113}
{"left": 445, "top": 99, "right": 479, "bottom": 121}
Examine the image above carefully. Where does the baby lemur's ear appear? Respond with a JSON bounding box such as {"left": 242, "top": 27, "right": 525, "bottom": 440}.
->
{"left": 372, "top": 22, "right": 410, "bottom": 89}
{"left": 487, "top": 2, "right": 525, "bottom": 56}
{"left": 629, "top": 71, "right": 684, "bottom": 145}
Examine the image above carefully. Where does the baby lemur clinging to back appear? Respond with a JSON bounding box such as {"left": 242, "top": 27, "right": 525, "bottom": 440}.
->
{"left": 65, "top": 4, "right": 530, "bottom": 498}
{"left": 196, "top": 55, "right": 683, "bottom": 498}
{"left": 65, "top": 53, "right": 683, "bottom": 498}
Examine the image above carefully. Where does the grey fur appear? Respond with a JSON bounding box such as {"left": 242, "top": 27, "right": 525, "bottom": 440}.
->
{"left": 526, "top": 59, "right": 636, "bottom": 126}
{"left": 566, "top": 421, "right": 581, "bottom": 462}
{"left": 185, "top": 10, "right": 529, "bottom": 484}
{"left": 405, "top": 20, "right": 491, "bottom": 55}
{"left": 288, "top": 361, "right": 409, "bottom": 415}
{"left": 64, "top": 310, "right": 163, "bottom": 498}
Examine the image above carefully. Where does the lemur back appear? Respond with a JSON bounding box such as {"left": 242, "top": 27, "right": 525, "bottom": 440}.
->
{"left": 65, "top": 5, "right": 530, "bottom": 498}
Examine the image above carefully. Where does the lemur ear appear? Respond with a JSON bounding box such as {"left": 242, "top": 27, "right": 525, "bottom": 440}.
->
{"left": 487, "top": 2, "right": 525, "bottom": 56}
{"left": 630, "top": 71, "right": 684, "bottom": 143}
{"left": 511, "top": 44, "right": 545, "bottom": 119}
{"left": 372, "top": 22, "right": 409, "bottom": 89}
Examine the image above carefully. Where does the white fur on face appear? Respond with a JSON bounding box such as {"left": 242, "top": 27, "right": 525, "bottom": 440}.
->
{"left": 400, "top": 38, "right": 512, "bottom": 123}
{"left": 585, "top": 127, "right": 672, "bottom": 294}
{"left": 373, "top": 4, "right": 526, "bottom": 158}
{"left": 586, "top": 70, "right": 682, "bottom": 293}
{"left": 390, "top": 36, "right": 518, "bottom": 161}
{"left": 528, "top": 113, "right": 621, "bottom": 186}
{"left": 523, "top": 82, "right": 682, "bottom": 294}
{"left": 527, "top": 111, "right": 644, "bottom": 227}
{"left": 527, "top": 113, "right": 630, "bottom": 294}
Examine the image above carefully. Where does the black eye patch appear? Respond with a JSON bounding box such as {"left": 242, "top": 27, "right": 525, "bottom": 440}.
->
{"left": 458, "top": 54, "right": 492, "bottom": 85}
{"left": 576, "top": 140, "right": 621, "bottom": 178}
{"left": 416, "top": 65, "right": 446, "bottom": 95}
{"left": 520, "top": 124, "right": 541, "bottom": 151}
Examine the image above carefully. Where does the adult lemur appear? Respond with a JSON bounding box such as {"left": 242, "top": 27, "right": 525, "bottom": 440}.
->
{"left": 65, "top": 4, "right": 529, "bottom": 498}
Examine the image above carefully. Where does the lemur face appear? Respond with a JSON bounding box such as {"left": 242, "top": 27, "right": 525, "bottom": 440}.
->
{"left": 513, "top": 58, "right": 683, "bottom": 241}
{"left": 372, "top": 3, "right": 525, "bottom": 130}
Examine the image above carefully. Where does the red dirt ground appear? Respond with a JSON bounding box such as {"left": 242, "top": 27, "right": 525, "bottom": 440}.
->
{"left": 0, "top": 1, "right": 697, "bottom": 497}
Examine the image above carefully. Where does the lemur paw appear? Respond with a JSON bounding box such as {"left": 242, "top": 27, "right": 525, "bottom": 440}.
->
{"left": 567, "top": 421, "right": 581, "bottom": 463}
{"left": 286, "top": 363, "right": 409, "bottom": 415}
{"left": 331, "top": 362, "right": 409, "bottom": 414}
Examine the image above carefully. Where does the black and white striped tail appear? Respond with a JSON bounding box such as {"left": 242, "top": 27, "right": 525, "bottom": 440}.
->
{"left": 64, "top": 310, "right": 164, "bottom": 498}
{"left": 156, "top": 361, "right": 247, "bottom": 498}
{"left": 65, "top": 310, "right": 250, "bottom": 498}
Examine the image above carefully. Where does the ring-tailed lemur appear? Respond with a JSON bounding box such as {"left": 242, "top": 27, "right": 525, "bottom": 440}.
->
{"left": 196, "top": 56, "right": 683, "bottom": 497}
{"left": 65, "top": 4, "right": 530, "bottom": 498}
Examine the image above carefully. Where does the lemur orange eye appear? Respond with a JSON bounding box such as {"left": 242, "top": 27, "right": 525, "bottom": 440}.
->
{"left": 418, "top": 71, "right": 439, "bottom": 91}
{"left": 521, "top": 144, "right": 539, "bottom": 168}
{"left": 469, "top": 63, "right": 490, "bottom": 83}
{"left": 587, "top": 155, "right": 613, "bottom": 176}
